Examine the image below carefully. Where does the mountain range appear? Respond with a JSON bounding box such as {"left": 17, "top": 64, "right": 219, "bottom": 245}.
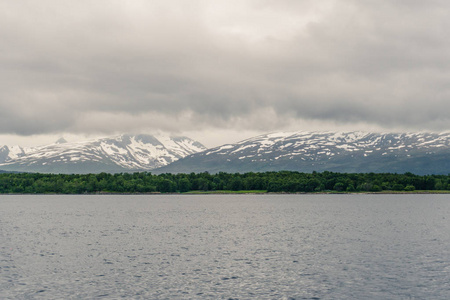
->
{"left": 154, "top": 131, "right": 450, "bottom": 175}
{"left": 0, "top": 134, "right": 205, "bottom": 174}
{"left": 1, "top": 131, "right": 449, "bottom": 175}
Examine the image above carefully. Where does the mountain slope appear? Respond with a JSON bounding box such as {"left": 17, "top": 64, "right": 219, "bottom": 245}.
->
{"left": 154, "top": 132, "right": 450, "bottom": 175}
{"left": 0, "top": 134, "right": 206, "bottom": 174}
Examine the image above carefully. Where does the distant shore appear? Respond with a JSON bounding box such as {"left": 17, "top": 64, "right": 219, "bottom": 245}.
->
{"left": 2, "top": 190, "right": 450, "bottom": 195}
{"left": 1, "top": 171, "right": 448, "bottom": 194}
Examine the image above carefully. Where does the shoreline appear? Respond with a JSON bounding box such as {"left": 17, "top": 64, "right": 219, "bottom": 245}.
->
{"left": 1, "top": 190, "right": 450, "bottom": 196}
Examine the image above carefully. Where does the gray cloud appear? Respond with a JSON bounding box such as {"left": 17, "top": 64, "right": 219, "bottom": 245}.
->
{"left": 1, "top": 0, "right": 450, "bottom": 138}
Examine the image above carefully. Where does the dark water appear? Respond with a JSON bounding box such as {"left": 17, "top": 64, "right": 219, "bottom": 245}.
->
{"left": 1, "top": 194, "right": 450, "bottom": 299}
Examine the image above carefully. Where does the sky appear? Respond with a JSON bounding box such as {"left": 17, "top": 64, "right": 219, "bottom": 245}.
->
{"left": 1, "top": 0, "right": 449, "bottom": 148}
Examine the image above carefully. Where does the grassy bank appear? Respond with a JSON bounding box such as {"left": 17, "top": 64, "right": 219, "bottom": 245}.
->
{"left": 182, "top": 190, "right": 268, "bottom": 194}
{"left": 181, "top": 190, "right": 450, "bottom": 195}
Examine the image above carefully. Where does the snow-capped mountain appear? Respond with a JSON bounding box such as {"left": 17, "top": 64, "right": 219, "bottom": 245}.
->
{"left": 0, "top": 134, "right": 206, "bottom": 174}
{"left": 155, "top": 131, "right": 450, "bottom": 175}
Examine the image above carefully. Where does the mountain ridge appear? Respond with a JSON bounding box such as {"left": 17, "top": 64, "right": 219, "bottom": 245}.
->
{"left": 154, "top": 131, "right": 450, "bottom": 175}
{"left": 1, "top": 131, "right": 449, "bottom": 175}
{"left": 0, "top": 134, "right": 206, "bottom": 174}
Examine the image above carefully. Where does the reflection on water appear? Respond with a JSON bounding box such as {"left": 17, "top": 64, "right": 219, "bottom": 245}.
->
{"left": 1, "top": 194, "right": 450, "bottom": 299}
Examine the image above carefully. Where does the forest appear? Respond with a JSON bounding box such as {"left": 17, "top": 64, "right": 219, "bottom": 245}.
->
{"left": 0, "top": 171, "right": 449, "bottom": 194}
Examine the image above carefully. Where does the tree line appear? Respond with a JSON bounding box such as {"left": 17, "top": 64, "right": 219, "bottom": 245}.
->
{"left": 0, "top": 171, "right": 449, "bottom": 194}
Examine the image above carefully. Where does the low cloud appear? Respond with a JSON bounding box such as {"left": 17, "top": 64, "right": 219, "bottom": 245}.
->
{"left": 1, "top": 0, "right": 449, "bottom": 138}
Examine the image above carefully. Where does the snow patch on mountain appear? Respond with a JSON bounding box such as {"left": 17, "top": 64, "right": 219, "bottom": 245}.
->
{"left": 154, "top": 131, "right": 450, "bottom": 175}
{"left": 0, "top": 134, "right": 206, "bottom": 173}
{"left": 208, "top": 131, "right": 450, "bottom": 162}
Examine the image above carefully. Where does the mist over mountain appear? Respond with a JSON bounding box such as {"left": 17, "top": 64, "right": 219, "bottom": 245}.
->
{"left": 154, "top": 132, "right": 450, "bottom": 175}
{"left": 0, "top": 134, "right": 206, "bottom": 174}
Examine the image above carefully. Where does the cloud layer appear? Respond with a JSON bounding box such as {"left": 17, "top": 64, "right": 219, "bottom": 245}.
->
{"left": 1, "top": 0, "right": 450, "bottom": 137}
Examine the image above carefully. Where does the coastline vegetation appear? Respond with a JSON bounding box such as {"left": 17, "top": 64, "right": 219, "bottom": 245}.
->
{"left": 0, "top": 171, "right": 449, "bottom": 194}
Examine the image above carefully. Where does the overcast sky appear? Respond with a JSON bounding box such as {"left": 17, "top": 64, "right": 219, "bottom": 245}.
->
{"left": 1, "top": 0, "right": 449, "bottom": 147}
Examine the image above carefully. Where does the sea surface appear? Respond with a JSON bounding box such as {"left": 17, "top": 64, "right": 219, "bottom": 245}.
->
{"left": 1, "top": 194, "right": 450, "bottom": 299}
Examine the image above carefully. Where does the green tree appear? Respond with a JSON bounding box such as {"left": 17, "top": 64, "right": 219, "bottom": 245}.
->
{"left": 230, "top": 177, "right": 243, "bottom": 191}
{"left": 178, "top": 178, "right": 191, "bottom": 192}
{"left": 405, "top": 185, "right": 415, "bottom": 191}
{"left": 333, "top": 182, "right": 345, "bottom": 192}
{"left": 157, "top": 179, "right": 175, "bottom": 193}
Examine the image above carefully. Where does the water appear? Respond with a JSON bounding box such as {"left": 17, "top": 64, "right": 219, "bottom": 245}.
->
{"left": 1, "top": 194, "right": 450, "bottom": 299}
